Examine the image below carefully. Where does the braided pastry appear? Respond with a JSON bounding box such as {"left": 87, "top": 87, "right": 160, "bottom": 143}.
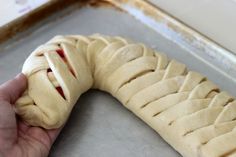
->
{"left": 16, "top": 34, "right": 236, "bottom": 157}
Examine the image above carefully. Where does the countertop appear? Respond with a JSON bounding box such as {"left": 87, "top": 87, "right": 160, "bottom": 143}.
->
{"left": 150, "top": 0, "right": 236, "bottom": 53}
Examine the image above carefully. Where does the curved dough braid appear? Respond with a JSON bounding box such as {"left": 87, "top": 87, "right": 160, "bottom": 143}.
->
{"left": 16, "top": 34, "right": 236, "bottom": 157}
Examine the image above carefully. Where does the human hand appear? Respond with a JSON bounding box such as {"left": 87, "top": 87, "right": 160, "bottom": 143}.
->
{"left": 0, "top": 74, "right": 61, "bottom": 157}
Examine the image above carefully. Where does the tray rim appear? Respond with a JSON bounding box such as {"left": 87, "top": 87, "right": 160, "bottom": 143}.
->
{"left": 106, "top": 0, "right": 236, "bottom": 84}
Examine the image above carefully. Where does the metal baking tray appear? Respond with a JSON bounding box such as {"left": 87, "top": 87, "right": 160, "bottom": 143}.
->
{"left": 0, "top": 0, "right": 236, "bottom": 156}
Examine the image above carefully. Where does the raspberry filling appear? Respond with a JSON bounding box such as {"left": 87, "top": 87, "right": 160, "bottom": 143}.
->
{"left": 47, "top": 68, "right": 65, "bottom": 99}
{"left": 56, "top": 49, "right": 65, "bottom": 58}
{"left": 56, "top": 49, "right": 75, "bottom": 77}
{"left": 46, "top": 49, "right": 78, "bottom": 99}
{"left": 56, "top": 86, "right": 65, "bottom": 99}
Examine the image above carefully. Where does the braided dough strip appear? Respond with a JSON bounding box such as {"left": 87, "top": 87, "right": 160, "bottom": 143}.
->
{"left": 16, "top": 34, "right": 236, "bottom": 157}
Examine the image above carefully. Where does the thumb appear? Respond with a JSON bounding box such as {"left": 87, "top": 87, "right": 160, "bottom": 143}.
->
{"left": 0, "top": 73, "right": 27, "bottom": 104}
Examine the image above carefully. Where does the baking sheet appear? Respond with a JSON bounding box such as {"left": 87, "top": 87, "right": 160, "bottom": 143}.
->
{"left": 0, "top": 3, "right": 236, "bottom": 157}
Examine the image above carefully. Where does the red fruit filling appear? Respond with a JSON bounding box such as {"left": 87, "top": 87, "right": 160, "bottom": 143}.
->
{"left": 47, "top": 68, "right": 65, "bottom": 99}
{"left": 56, "top": 49, "right": 65, "bottom": 58}
{"left": 47, "top": 68, "right": 52, "bottom": 73}
{"left": 56, "top": 49, "right": 76, "bottom": 77}
{"left": 56, "top": 86, "right": 65, "bottom": 99}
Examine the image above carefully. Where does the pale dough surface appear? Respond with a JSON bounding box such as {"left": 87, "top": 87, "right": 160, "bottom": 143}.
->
{"left": 16, "top": 34, "right": 236, "bottom": 157}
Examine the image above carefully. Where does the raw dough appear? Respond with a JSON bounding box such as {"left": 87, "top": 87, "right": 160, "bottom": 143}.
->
{"left": 16, "top": 34, "right": 236, "bottom": 157}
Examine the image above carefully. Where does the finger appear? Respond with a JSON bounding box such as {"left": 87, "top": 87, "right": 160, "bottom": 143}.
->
{"left": 0, "top": 73, "right": 27, "bottom": 103}
{"left": 46, "top": 126, "right": 63, "bottom": 145}
{"left": 18, "top": 119, "right": 30, "bottom": 133}
{"left": 0, "top": 101, "right": 17, "bottom": 148}
{"left": 26, "top": 126, "right": 63, "bottom": 150}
